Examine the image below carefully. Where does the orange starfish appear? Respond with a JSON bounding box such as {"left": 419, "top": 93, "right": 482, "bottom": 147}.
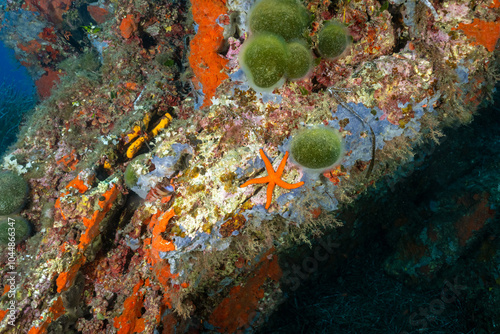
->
{"left": 240, "top": 149, "right": 304, "bottom": 210}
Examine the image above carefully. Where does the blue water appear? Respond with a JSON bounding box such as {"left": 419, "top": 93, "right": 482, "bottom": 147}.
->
{"left": 0, "top": 40, "right": 36, "bottom": 94}
{"left": 0, "top": 38, "right": 37, "bottom": 155}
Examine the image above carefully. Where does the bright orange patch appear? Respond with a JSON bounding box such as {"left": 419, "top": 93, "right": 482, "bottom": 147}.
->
{"left": 113, "top": 279, "right": 146, "bottom": 334}
{"left": 56, "top": 149, "right": 78, "bottom": 171}
{"left": 146, "top": 210, "right": 176, "bottom": 266}
{"left": 28, "top": 297, "right": 65, "bottom": 334}
{"left": 209, "top": 248, "right": 282, "bottom": 332}
{"left": 489, "top": 0, "right": 500, "bottom": 8}
{"left": 189, "top": 0, "right": 229, "bottom": 108}
{"left": 65, "top": 176, "right": 89, "bottom": 193}
{"left": 152, "top": 210, "right": 176, "bottom": 253}
{"left": 120, "top": 14, "right": 138, "bottom": 39}
{"left": 56, "top": 255, "right": 86, "bottom": 293}
{"left": 54, "top": 197, "right": 66, "bottom": 220}
{"left": 453, "top": 19, "right": 500, "bottom": 52}
{"left": 125, "top": 82, "right": 138, "bottom": 90}
{"left": 78, "top": 184, "right": 120, "bottom": 250}
{"left": 49, "top": 296, "right": 65, "bottom": 319}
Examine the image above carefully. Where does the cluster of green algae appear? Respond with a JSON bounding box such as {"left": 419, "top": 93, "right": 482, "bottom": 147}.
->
{"left": 238, "top": 0, "right": 349, "bottom": 173}
{"left": 240, "top": 0, "right": 350, "bottom": 90}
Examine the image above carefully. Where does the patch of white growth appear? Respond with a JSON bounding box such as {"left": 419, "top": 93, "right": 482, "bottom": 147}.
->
{"left": 211, "top": 94, "right": 237, "bottom": 107}
{"left": 99, "top": 134, "right": 119, "bottom": 146}
{"left": 2, "top": 154, "right": 30, "bottom": 174}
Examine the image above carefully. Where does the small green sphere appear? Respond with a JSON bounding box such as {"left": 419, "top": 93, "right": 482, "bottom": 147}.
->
{"left": 285, "top": 41, "right": 313, "bottom": 79}
{"left": 240, "top": 33, "right": 288, "bottom": 89}
{"left": 249, "top": 0, "right": 310, "bottom": 41}
{"left": 0, "top": 171, "right": 29, "bottom": 215}
{"left": 0, "top": 215, "right": 32, "bottom": 246}
{"left": 290, "top": 126, "right": 343, "bottom": 171}
{"left": 317, "top": 22, "right": 349, "bottom": 59}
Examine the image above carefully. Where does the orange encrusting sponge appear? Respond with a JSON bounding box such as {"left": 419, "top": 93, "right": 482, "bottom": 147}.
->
{"left": 189, "top": 0, "right": 229, "bottom": 108}
{"left": 453, "top": 19, "right": 500, "bottom": 52}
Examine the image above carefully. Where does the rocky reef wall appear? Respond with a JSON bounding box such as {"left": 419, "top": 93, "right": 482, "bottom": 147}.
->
{"left": 0, "top": 0, "right": 498, "bottom": 333}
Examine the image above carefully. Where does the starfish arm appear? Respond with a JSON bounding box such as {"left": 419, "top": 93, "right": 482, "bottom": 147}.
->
{"left": 259, "top": 149, "right": 275, "bottom": 175}
{"left": 265, "top": 182, "right": 276, "bottom": 209}
{"left": 242, "top": 149, "right": 303, "bottom": 210}
{"left": 276, "top": 151, "right": 289, "bottom": 175}
{"left": 240, "top": 176, "right": 270, "bottom": 188}
{"left": 275, "top": 179, "right": 305, "bottom": 190}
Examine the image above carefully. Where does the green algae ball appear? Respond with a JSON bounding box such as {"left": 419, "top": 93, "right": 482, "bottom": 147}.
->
{"left": 317, "top": 22, "right": 349, "bottom": 59}
{"left": 0, "top": 171, "right": 28, "bottom": 215}
{"left": 290, "top": 126, "right": 343, "bottom": 171}
{"left": 285, "top": 41, "right": 313, "bottom": 79}
{"left": 249, "top": 0, "right": 310, "bottom": 41}
{"left": 240, "top": 33, "right": 288, "bottom": 89}
{"left": 0, "top": 215, "right": 32, "bottom": 246}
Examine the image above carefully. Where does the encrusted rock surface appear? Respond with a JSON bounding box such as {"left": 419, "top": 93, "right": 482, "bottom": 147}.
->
{"left": 0, "top": 0, "right": 498, "bottom": 333}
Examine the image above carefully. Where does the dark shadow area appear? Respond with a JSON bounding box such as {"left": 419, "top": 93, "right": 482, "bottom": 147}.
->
{"left": 260, "top": 88, "right": 500, "bottom": 334}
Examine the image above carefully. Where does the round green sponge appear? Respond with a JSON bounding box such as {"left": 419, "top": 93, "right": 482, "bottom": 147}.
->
{"left": 285, "top": 41, "right": 313, "bottom": 80}
{"left": 249, "top": 0, "right": 310, "bottom": 41}
{"left": 240, "top": 33, "right": 288, "bottom": 90}
{"left": 0, "top": 171, "right": 29, "bottom": 215}
{"left": 317, "top": 21, "right": 350, "bottom": 59}
{"left": 290, "top": 126, "right": 343, "bottom": 171}
{"left": 0, "top": 215, "right": 32, "bottom": 246}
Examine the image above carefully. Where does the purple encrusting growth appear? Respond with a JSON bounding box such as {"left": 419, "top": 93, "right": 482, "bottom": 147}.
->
{"left": 132, "top": 143, "right": 193, "bottom": 198}
{"left": 329, "top": 98, "right": 439, "bottom": 168}
{"left": 266, "top": 95, "right": 443, "bottom": 225}
{"left": 235, "top": 154, "right": 266, "bottom": 178}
